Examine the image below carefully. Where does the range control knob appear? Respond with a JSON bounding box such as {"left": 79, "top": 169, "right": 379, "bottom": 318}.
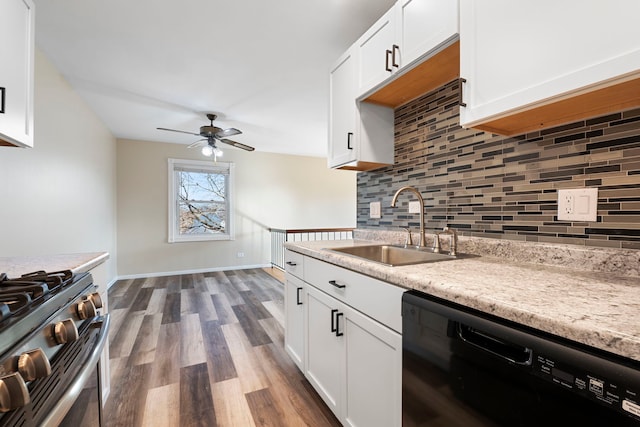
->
{"left": 0, "top": 372, "right": 30, "bottom": 413}
{"left": 18, "top": 349, "right": 51, "bottom": 381}
{"left": 52, "top": 318, "right": 79, "bottom": 345}
{"left": 88, "top": 292, "right": 103, "bottom": 309}
{"left": 76, "top": 299, "right": 97, "bottom": 320}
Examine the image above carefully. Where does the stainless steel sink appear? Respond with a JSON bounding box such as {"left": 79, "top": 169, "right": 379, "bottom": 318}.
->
{"left": 326, "top": 244, "right": 459, "bottom": 266}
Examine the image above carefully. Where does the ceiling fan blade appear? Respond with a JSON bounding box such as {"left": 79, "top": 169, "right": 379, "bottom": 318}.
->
{"left": 220, "top": 138, "right": 255, "bottom": 151}
{"left": 187, "top": 139, "right": 207, "bottom": 148}
{"left": 157, "top": 127, "right": 201, "bottom": 136}
{"left": 215, "top": 127, "right": 242, "bottom": 138}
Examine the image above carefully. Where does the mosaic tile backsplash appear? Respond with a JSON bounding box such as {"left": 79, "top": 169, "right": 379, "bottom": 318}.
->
{"left": 357, "top": 79, "right": 640, "bottom": 249}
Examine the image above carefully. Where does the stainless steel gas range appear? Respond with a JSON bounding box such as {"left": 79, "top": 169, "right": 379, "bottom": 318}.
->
{"left": 0, "top": 269, "right": 110, "bottom": 427}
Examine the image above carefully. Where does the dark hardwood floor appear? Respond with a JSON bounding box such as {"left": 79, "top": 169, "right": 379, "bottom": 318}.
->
{"left": 104, "top": 268, "right": 341, "bottom": 427}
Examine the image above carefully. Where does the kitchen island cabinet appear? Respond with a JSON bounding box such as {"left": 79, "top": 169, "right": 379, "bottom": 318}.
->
{"left": 459, "top": 0, "right": 640, "bottom": 135}
{"left": 0, "top": 0, "right": 35, "bottom": 148}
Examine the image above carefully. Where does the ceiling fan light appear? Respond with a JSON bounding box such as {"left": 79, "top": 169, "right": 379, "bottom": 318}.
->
{"left": 201, "top": 145, "right": 214, "bottom": 156}
{"left": 213, "top": 147, "right": 223, "bottom": 157}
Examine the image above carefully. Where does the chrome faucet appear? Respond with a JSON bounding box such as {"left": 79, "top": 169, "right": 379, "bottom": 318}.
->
{"left": 440, "top": 226, "right": 458, "bottom": 256}
{"left": 391, "top": 186, "right": 426, "bottom": 248}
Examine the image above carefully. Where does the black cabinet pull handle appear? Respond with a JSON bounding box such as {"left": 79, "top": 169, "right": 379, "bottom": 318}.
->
{"left": 329, "top": 280, "right": 346, "bottom": 289}
{"left": 331, "top": 309, "right": 338, "bottom": 332}
{"left": 285, "top": 261, "right": 297, "bottom": 266}
{"left": 0, "top": 87, "right": 5, "bottom": 114}
{"left": 296, "top": 287, "right": 303, "bottom": 305}
{"left": 347, "top": 132, "right": 353, "bottom": 150}
{"left": 392, "top": 44, "right": 400, "bottom": 68}
{"left": 385, "top": 49, "right": 392, "bottom": 72}
{"left": 336, "top": 312, "right": 344, "bottom": 337}
{"left": 459, "top": 78, "right": 467, "bottom": 108}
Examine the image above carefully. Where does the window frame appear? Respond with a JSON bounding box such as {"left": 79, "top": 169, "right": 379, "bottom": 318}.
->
{"left": 167, "top": 158, "right": 235, "bottom": 243}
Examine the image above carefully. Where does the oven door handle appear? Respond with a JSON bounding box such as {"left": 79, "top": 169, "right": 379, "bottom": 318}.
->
{"left": 40, "top": 314, "right": 111, "bottom": 427}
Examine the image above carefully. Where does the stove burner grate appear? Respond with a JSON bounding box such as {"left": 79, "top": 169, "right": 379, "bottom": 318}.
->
{"left": 0, "top": 270, "right": 74, "bottom": 325}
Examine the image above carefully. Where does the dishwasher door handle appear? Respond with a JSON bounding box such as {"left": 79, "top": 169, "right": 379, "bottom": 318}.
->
{"left": 457, "top": 323, "right": 533, "bottom": 366}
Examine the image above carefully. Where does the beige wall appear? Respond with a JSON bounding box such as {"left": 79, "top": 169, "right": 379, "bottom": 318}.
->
{"left": 0, "top": 49, "right": 118, "bottom": 281}
{"left": 116, "top": 139, "right": 356, "bottom": 277}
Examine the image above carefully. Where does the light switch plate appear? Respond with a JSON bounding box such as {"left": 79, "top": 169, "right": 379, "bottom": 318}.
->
{"left": 557, "top": 188, "right": 598, "bottom": 221}
{"left": 408, "top": 201, "right": 422, "bottom": 214}
{"left": 370, "top": 201, "right": 381, "bottom": 219}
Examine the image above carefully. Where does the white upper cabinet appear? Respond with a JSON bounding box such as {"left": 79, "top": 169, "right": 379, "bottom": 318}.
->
{"left": 356, "top": 8, "right": 397, "bottom": 96}
{"left": 328, "top": 47, "right": 394, "bottom": 171}
{"left": 0, "top": 0, "right": 35, "bottom": 148}
{"left": 395, "top": 0, "right": 459, "bottom": 70}
{"left": 459, "top": 0, "right": 640, "bottom": 135}
{"left": 329, "top": 48, "right": 358, "bottom": 168}
{"left": 356, "top": 0, "right": 459, "bottom": 96}
{"left": 329, "top": 0, "right": 458, "bottom": 170}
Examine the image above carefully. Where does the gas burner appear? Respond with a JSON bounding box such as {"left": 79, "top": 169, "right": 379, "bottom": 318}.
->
{"left": 0, "top": 270, "right": 74, "bottom": 324}
{"left": 0, "top": 270, "right": 78, "bottom": 330}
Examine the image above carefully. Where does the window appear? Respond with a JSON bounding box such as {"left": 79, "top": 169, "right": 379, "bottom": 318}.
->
{"left": 168, "top": 158, "right": 234, "bottom": 242}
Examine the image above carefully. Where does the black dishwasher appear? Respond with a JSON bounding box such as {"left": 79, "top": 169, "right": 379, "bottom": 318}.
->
{"left": 402, "top": 289, "right": 640, "bottom": 426}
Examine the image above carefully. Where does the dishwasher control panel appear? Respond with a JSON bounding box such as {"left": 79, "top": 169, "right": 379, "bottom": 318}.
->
{"left": 534, "top": 353, "right": 640, "bottom": 422}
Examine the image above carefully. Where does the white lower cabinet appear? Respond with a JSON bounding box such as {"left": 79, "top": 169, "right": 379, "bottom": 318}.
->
{"left": 304, "top": 276, "right": 402, "bottom": 427}
{"left": 284, "top": 274, "right": 305, "bottom": 371}
{"left": 342, "top": 298, "right": 402, "bottom": 427}
{"left": 305, "top": 285, "right": 344, "bottom": 415}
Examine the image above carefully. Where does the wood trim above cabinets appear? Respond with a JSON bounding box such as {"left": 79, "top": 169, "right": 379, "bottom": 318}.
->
{"left": 470, "top": 75, "right": 640, "bottom": 136}
{"left": 335, "top": 160, "right": 391, "bottom": 172}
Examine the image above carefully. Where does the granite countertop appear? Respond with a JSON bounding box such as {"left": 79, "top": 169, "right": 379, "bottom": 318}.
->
{"left": 284, "top": 239, "right": 640, "bottom": 363}
{"left": 0, "top": 252, "right": 109, "bottom": 278}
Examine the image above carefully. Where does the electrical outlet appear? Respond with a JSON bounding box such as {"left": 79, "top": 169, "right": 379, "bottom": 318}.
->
{"left": 564, "top": 193, "right": 574, "bottom": 214}
{"left": 557, "top": 188, "right": 598, "bottom": 221}
{"left": 237, "top": 252, "right": 245, "bottom": 258}
{"left": 370, "top": 201, "right": 381, "bottom": 219}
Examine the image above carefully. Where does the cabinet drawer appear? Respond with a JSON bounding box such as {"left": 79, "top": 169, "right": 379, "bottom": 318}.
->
{"left": 304, "top": 257, "right": 403, "bottom": 333}
{"left": 284, "top": 250, "right": 305, "bottom": 278}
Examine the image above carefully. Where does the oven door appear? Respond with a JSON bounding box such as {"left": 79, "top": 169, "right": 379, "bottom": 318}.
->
{"left": 44, "top": 314, "right": 110, "bottom": 427}
{"left": 0, "top": 314, "right": 110, "bottom": 427}
{"left": 402, "top": 291, "right": 640, "bottom": 427}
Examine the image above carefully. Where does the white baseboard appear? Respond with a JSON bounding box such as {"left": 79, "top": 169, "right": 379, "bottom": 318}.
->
{"left": 115, "top": 263, "right": 272, "bottom": 281}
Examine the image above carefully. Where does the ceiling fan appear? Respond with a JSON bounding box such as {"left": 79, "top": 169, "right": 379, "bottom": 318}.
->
{"left": 157, "top": 113, "right": 255, "bottom": 158}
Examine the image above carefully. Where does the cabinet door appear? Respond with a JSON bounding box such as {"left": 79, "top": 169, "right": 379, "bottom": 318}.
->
{"left": 459, "top": 0, "right": 640, "bottom": 128}
{"left": 0, "top": 0, "right": 35, "bottom": 147}
{"left": 328, "top": 48, "right": 357, "bottom": 168}
{"left": 396, "top": 0, "right": 459, "bottom": 68}
{"left": 356, "top": 8, "right": 396, "bottom": 95}
{"left": 342, "top": 305, "right": 402, "bottom": 427}
{"left": 305, "top": 285, "right": 343, "bottom": 417}
{"left": 284, "top": 274, "right": 305, "bottom": 371}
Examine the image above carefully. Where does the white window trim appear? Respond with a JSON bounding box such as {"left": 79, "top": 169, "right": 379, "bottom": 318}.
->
{"left": 168, "top": 158, "right": 235, "bottom": 243}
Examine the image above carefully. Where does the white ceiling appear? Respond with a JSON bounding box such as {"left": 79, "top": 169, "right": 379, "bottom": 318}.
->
{"left": 34, "top": 0, "right": 396, "bottom": 158}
